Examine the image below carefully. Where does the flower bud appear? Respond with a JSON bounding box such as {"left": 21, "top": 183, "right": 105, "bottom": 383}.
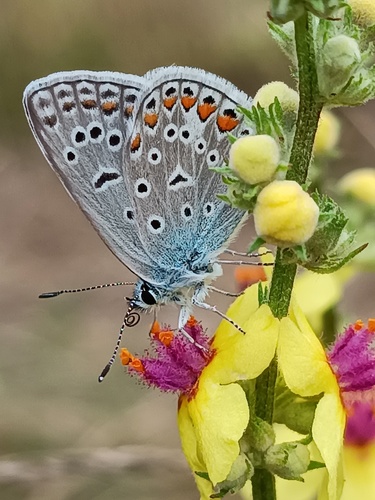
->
{"left": 264, "top": 441, "right": 310, "bottom": 480}
{"left": 339, "top": 168, "right": 375, "bottom": 206}
{"left": 254, "top": 181, "right": 319, "bottom": 247}
{"left": 254, "top": 82, "right": 299, "bottom": 113}
{"left": 320, "top": 35, "right": 361, "bottom": 97}
{"left": 229, "top": 135, "right": 280, "bottom": 185}
{"left": 349, "top": 0, "right": 375, "bottom": 27}
{"left": 314, "top": 110, "right": 341, "bottom": 155}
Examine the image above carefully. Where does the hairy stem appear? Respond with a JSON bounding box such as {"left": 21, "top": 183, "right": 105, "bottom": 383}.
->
{"left": 252, "top": 11, "right": 323, "bottom": 500}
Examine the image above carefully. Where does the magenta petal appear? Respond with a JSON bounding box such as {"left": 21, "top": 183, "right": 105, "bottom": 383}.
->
{"left": 128, "top": 321, "right": 212, "bottom": 394}
{"left": 328, "top": 325, "right": 375, "bottom": 392}
{"left": 345, "top": 401, "right": 375, "bottom": 446}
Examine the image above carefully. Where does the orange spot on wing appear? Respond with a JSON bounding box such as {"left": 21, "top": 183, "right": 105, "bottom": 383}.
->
{"left": 368, "top": 319, "right": 375, "bottom": 332}
{"left": 124, "top": 105, "right": 134, "bottom": 118}
{"left": 130, "top": 133, "right": 141, "bottom": 153}
{"left": 197, "top": 102, "right": 217, "bottom": 121}
{"left": 181, "top": 96, "right": 197, "bottom": 111}
{"left": 163, "top": 96, "right": 177, "bottom": 110}
{"left": 102, "top": 101, "right": 118, "bottom": 113}
{"left": 144, "top": 113, "right": 158, "bottom": 128}
{"left": 62, "top": 101, "right": 75, "bottom": 112}
{"left": 81, "top": 99, "right": 97, "bottom": 109}
{"left": 217, "top": 114, "right": 239, "bottom": 132}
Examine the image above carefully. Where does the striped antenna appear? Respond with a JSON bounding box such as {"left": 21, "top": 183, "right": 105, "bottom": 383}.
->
{"left": 98, "top": 301, "right": 140, "bottom": 383}
{"left": 39, "top": 282, "right": 135, "bottom": 298}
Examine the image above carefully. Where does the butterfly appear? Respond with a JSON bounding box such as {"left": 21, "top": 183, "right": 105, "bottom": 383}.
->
{"left": 23, "top": 66, "right": 254, "bottom": 380}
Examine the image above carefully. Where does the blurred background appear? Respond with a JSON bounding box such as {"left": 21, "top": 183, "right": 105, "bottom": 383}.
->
{"left": 1, "top": 1, "right": 375, "bottom": 499}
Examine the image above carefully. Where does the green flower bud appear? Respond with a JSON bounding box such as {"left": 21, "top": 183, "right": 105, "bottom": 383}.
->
{"left": 319, "top": 35, "right": 361, "bottom": 98}
{"left": 264, "top": 441, "right": 310, "bottom": 480}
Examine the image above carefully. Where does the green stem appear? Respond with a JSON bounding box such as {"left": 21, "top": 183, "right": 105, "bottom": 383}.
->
{"left": 251, "top": 11, "right": 323, "bottom": 500}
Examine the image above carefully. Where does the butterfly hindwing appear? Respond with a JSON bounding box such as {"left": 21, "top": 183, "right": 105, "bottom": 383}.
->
{"left": 23, "top": 70, "right": 159, "bottom": 280}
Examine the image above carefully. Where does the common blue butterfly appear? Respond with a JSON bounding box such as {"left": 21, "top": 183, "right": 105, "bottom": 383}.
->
{"left": 23, "top": 67, "right": 254, "bottom": 379}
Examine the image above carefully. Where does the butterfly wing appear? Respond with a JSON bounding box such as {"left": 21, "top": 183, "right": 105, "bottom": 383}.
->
{"left": 23, "top": 70, "right": 158, "bottom": 279}
{"left": 123, "top": 66, "right": 252, "bottom": 286}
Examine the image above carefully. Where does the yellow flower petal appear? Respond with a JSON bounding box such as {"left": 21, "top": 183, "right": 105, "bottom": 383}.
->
{"left": 294, "top": 271, "right": 342, "bottom": 333}
{"left": 314, "top": 392, "right": 345, "bottom": 500}
{"left": 209, "top": 287, "right": 279, "bottom": 384}
{"left": 278, "top": 315, "right": 333, "bottom": 396}
{"left": 178, "top": 397, "right": 214, "bottom": 500}
{"left": 341, "top": 443, "right": 375, "bottom": 499}
{"left": 188, "top": 380, "right": 249, "bottom": 485}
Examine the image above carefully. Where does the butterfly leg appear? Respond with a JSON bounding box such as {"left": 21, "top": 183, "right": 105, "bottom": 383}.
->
{"left": 215, "top": 259, "right": 273, "bottom": 266}
{"left": 208, "top": 285, "right": 242, "bottom": 297}
{"left": 224, "top": 249, "right": 273, "bottom": 258}
{"left": 178, "top": 307, "right": 209, "bottom": 353}
{"left": 192, "top": 300, "right": 245, "bottom": 334}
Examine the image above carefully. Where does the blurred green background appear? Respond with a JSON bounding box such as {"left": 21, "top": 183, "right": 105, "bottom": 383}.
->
{"left": 1, "top": 1, "right": 375, "bottom": 499}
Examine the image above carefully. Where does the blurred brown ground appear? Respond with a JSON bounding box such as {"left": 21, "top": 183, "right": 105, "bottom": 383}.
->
{"left": 1, "top": 1, "right": 375, "bottom": 499}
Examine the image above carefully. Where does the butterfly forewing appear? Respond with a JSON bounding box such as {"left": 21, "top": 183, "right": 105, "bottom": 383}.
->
{"left": 23, "top": 70, "right": 159, "bottom": 280}
{"left": 123, "top": 67, "right": 252, "bottom": 285}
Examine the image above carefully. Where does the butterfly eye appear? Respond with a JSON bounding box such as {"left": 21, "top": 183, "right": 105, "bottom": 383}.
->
{"left": 140, "top": 285, "right": 157, "bottom": 305}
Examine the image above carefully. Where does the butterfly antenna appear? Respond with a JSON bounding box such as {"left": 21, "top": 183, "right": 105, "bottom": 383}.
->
{"left": 98, "top": 301, "right": 140, "bottom": 383}
{"left": 39, "top": 282, "right": 135, "bottom": 298}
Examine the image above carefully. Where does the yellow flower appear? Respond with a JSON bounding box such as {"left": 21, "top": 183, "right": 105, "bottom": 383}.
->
{"left": 121, "top": 286, "right": 279, "bottom": 498}
{"left": 339, "top": 167, "right": 375, "bottom": 207}
{"left": 278, "top": 298, "right": 346, "bottom": 500}
{"left": 178, "top": 286, "right": 279, "bottom": 496}
{"left": 229, "top": 135, "right": 280, "bottom": 185}
{"left": 254, "top": 180, "right": 319, "bottom": 247}
{"left": 253, "top": 81, "right": 299, "bottom": 113}
{"left": 314, "top": 110, "right": 341, "bottom": 155}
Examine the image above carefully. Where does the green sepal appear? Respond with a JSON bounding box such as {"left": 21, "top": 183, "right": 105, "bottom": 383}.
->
{"left": 269, "top": 0, "right": 346, "bottom": 25}
{"left": 195, "top": 471, "right": 210, "bottom": 481}
{"left": 264, "top": 441, "right": 310, "bottom": 481}
{"left": 279, "top": 193, "right": 367, "bottom": 273}
{"left": 307, "top": 460, "right": 326, "bottom": 471}
{"left": 210, "top": 454, "right": 254, "bottom": 498}
{"left": 274, "top": 373, "right": 320, "bottom": 435}
{"left": 248, "top": 237, "right": 267, "bottom": 254}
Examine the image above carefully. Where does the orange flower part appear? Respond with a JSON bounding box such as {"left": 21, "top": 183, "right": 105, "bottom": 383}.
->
{"left": 120, "top": 348, "right": 134, "bottom": 366}
{"left": 368, "top": 319, "right": 375, "bottom": 333}
{"left": 130, "top": 358, "right": 145, "bottom": 373}
{"left": 354, "top": 320, "right": 364, "bottom": 331}
{"left": 234, "top": 266, "right": 267, "bottom": 291}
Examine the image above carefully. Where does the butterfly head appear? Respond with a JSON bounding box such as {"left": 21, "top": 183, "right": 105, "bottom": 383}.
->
{"left": 130, "top": 280, "right": 160, "bottom": 310}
